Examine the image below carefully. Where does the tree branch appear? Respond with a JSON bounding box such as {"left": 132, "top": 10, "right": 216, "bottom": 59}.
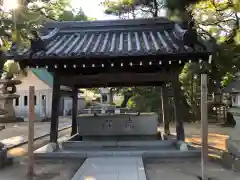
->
{"left": 30, "top": 8, "right": 57, "bottom": 21}
{"left": 225, "top": 9, "right": 239, "bottom": 44}
{"left": 211, "top": 0, "right": 233, "bottom": 12}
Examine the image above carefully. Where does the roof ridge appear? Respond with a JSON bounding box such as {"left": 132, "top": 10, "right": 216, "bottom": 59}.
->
{"left": 42, "top": 17, "right": 174, "bottom": 30}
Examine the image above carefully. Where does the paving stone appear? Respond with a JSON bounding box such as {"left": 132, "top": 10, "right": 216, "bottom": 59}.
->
{"left": 71, "top": 156, "right": 146, "bottom": 180}
{"left": 145, "top": 158, "right": 240, "bottom": 180}
{"left": 79, "top": 173, "right": 118, "bottom": 180}
{"left": 118, "top": 172, "right": 139, "bottom": 180}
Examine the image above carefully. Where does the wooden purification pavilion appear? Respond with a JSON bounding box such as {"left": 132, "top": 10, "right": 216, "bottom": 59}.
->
{"left": 12, "top": 17, "right": 212, "bottom": 142}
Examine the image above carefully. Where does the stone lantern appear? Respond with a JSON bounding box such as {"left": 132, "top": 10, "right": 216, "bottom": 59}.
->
{"left": 0, "top": 79, "right": 23, "bottom": 122}
{"left": 225, "top": 72, "right": 240, "bottom": 159}
{"left": 100, "top": 88, "right": 110, "bottom": 104}
{"left": 212, "top": 92, "right": 221, "bottom": 104}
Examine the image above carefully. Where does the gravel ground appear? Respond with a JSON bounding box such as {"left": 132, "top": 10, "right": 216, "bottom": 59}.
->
{"left": 159, "top": 123, "right": 232, "bottom": 151}
{"left": 0, "top": 123, "right": 237, "bottom": 180}
{"left": 0, "top": 159, "right": 84, "bottom": 180}
{"left": 2, "top": 158, "right": 239, "bottom": 180}
{"left": 0, "top": 117, "right": 71, "bottom": 141}
{"left": 0, "top": 117, "right": 71, "bottom": 149}
{"left": 145, "top": 158, "right": 240, "bottom": 180}
{"left": 7, "top": 128, "right": 71, "bottom": 158}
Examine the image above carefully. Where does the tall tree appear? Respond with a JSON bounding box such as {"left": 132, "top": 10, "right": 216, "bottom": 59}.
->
{"left": 0, "top": 0, "right": 90, "bottom": 74}
{"left": 101, "top": 0, "right": 240, "bottom": 122}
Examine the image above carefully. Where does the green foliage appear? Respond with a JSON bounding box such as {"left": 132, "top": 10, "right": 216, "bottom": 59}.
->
{"left": 221, "top": 72, "right": 235, "bottom": 88}
{"left": 58, "top": 9, "right": 89, "bottom": 21}
{"left": 127, "top": 87, "right": 161, "bottom": 112}
{"left": 102, "top": 0, "right": 138, "bottom": 18}
{"left": 0, "top": 0, "right": 90, "bottom": 76}
{"left": 102, "top": 0, "right": 163, "bottom": 18}
{"left": 101, "top": 0, "right": 240, "bottom": 116}
{"left": 3, "top": 60, "right": 20, "bottom": 74}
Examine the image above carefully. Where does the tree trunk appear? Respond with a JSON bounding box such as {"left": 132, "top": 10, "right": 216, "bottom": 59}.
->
{"left": 109, "top": 88, "right": 114, "bottom": 105}
{"left": 161, "top": 85, "right": 170, "bottom": 135}
{"left": 172, "top": 71, "right": 185, "bottom": 141}
{"left": 120, "top": 91, "right": 133, "bottom": 108}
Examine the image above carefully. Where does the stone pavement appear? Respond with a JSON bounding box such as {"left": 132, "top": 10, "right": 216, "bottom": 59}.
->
{"left": 0, "top": 117, "right": 71, "bottom": 149}
{"left": 71, "top": 157, "right": 146, "bottom": 180}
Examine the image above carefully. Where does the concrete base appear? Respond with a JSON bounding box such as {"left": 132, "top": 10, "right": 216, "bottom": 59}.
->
{"left": 0, "top": 94, "right": 24, "bottom": 123}
{"left": 0, "top": 125, "right": 5, "bottom": 131}
{"left": 34, "top": 143, "right": 57, "bottom": 154}
{"left": 61, "top": 140, "right": 175, "bottom": 149}
{"left": 0, "top": 116, "right": 24, "bottom": 123}
{"left": 226, "top": 139, "right": 240, "bottom": 157}
{"left": 34, "top": 150, "right": 201, "bottom": 160}
{"left": 0, "top": 149, "right": 13, "bottom": 169}
{"left": 34, "top": 140, "right": 200, "bottom": 160}
{"left": 221, "top": 152, "right": 240, "bottom": 171}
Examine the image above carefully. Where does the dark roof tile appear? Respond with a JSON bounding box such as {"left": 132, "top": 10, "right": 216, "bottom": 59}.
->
{"left": 16, "top": 18, "right": 212, "bottom": 60}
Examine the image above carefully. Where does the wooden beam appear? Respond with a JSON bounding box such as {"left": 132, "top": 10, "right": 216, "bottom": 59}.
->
{"left": 59, "top": 90, "right": 73, "bottom": 97}
{"left": 50, "top": 73, "right": 61, "bottom": 143}
{"left": 71, "top": 88, "right": 78, "bottom": 136}
{"left": 59, "top": 89, "right": 83, "bottom": 97}
{"left": 60, "top": 72, "right": 169, "bottom": 87}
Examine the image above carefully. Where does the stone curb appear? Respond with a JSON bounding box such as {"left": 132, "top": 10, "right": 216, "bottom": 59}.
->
{"left": 221, "top": 152, "right": 240, "bottom": 172}
{"left": 0, "top": 148, "right": 13, "bottom": 169}
{"left": 5, "top": 125, "right": 71, "bottom": 150}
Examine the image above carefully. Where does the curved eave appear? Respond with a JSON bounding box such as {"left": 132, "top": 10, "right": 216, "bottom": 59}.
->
{"left": 15, "top": 51, "right": 211, "bottom": 68}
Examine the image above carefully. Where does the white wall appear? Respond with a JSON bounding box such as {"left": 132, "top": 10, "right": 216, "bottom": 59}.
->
{"left": 63, "top": 97, "right": 86, "bottom": 116}
{"left": 13, "top": 69, "right": 86, "bottom": 118}
{"left": 14, "top": 89, "right": 52, "bottom": 118}
{"left": 14, "top": 90, "right": 86, "bottom": 118}
{"left": 232, "top": 94, "right": 240, "bottom": 107}
{"left": 16, "top": 70, "right": 51, "bottom": 91}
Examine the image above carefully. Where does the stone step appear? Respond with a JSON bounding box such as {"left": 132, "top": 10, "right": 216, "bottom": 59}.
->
{"left": 71, "top": 156, "right": 146, "bottom": 180}
{"left": 34, "top": 149, "right": 201, "bottom": 159}
{"left": 62, "top": 140, "right": 175, "bottom": 150}
{"left": 62, "top": 146, "right": 177, "bottom": 151}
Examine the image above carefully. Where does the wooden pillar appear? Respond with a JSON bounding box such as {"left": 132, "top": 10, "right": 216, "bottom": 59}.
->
{"left": 201, "top": 74, "right": 208, "bottom": 180}
{"left": 161, "top": 84, "right": 170, "bottom": 136}
{"left": 172, "top": 72, "right": 185, "bottom": 141}
{"left": 27, "top": 86, "right": 35, "bottom": 177}
{"left": 71, "top": 88, "right": 78, "bottom": 136}
{"left": 50, "top": 73, "right": 61, "bottom": 143}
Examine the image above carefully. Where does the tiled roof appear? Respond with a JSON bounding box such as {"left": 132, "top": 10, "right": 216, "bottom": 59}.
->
{"left": 19, "top": 18, "right": 212, "bottom": 60}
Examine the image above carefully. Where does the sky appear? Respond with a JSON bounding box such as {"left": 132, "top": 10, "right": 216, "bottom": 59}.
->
{"left": 70, "top": 0, "right": 117, "bottom": 20}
